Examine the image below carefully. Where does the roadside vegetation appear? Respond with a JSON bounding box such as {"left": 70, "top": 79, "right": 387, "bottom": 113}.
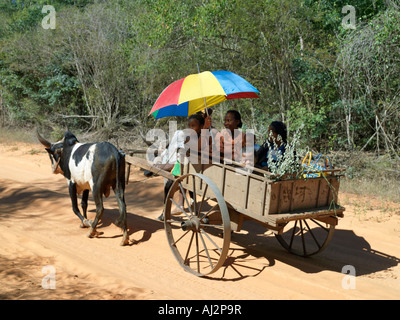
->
{"left": 0, "top": 0, "right": 399, "bottom": 202}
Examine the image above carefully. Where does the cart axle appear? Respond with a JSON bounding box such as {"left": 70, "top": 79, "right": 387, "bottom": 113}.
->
{"left": 181, "top": 217, "right": 201, "bottom": 232}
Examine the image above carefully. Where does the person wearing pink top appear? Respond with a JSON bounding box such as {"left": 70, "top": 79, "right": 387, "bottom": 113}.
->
{"left": 216, "top": 110, "right": 246, "bottom": 163}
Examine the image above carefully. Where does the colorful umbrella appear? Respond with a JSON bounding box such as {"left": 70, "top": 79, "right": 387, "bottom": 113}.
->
{"left": 149, "top": 70, "right": 259, "bottom": 119}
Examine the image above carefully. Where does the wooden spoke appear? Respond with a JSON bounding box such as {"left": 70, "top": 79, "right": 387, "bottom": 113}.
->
{"left": 199, "top": 204, "right": 218, "bottom": 222}
{"left": 200, "top": 229, "right": 222, "bottom": 254}
{"left": 172, "top": 230, "right": 191, "bottom": 246}
{"left": 199, "top": 232, "right": 214, "bottom": 270}
{"left": 192, "top": 175, "right": 197, "bottom": 215}
{"left": 196, "top": 184, "right": 208, "bottom": 216}
{"left": 184, "top": 232, "right": 195, "bottom": 264}
{"left": 179, "top": 182, "right": 194, "bottom": 217}
{"left": 169, "top": 197, "right": 190, "bottom": 219}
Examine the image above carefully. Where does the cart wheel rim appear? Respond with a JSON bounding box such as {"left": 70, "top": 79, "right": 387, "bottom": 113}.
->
{"left": 275, "top": 218, "right": 335, "bottom": 257}
{"left": 164, "top": 173, "right": 231, "bottom": 277}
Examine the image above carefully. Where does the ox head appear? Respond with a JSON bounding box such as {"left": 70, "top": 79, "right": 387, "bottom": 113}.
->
{"left": 37, "top": 130, "right": 78, "bottom": 175}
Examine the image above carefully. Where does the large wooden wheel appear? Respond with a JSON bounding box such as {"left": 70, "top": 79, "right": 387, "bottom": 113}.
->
{"left": 275, "top": 218, "right": 335, "bottom": 257}
{"left": 164, "top": 173, "right": 231, "bottom": 277}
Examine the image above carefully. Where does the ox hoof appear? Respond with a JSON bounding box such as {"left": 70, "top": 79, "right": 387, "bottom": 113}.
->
{"left": 80, "top": 219, "right": 92, "bottom": 228}
{"left": 87, "top": 228, "right": 100, "bottom": 238}
{"left": 120, "top": 237, "right": 130, "bottom": 246}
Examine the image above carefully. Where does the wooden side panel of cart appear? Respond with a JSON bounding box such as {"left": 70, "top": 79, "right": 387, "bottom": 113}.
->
{"left": 180, "top": 161, "right": 344, "bottom": 232}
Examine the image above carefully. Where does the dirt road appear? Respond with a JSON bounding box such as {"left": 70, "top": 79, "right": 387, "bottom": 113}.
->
{"left": 0, "top": 141, "right": 399, "bottom": 300}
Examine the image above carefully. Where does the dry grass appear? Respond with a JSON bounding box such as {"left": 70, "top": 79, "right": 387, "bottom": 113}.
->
{"left": 0, "top": 126, "right": 37, "bottom": 144}
{"left": 327, "top": 150, "right": 400, "bottom": 203}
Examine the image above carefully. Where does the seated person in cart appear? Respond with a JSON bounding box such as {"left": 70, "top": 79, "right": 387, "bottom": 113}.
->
{"left": 255, "top": 121, "right": 288, "bottom": 170}
{"left": 156, "top": 110, "right": 217, "bottom": 220}
{"left": 185, "top": 109, "right": 218, "bottom": 164}
{"left": 215, "top": 110, "right": 246, "bottom": 163}
{"left": 146, "top": 109, "right": 215, "bottom": 173}
{"left": 215, "top": 109, "right": 257, "bottom": 168}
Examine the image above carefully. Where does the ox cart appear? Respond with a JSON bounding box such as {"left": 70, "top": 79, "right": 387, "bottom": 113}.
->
{"left": 125, "top": 153, "right": 345, "bottom": 277}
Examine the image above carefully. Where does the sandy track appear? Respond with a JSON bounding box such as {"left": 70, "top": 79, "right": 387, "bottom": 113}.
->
{"left": 0, "top": 141, "right": 399, "bottom": 300}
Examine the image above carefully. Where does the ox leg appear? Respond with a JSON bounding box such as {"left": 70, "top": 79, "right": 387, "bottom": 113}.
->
{"left": 114, "top": 188, "right": 129, "bottom": 246}
{"left": 69, "top": 182, "right": 91, "bottom": 228}
{"left": 87, "top": 188, "right": 103, "bottom": 238}
{"left": 81, "top": 189, "right": 89, "bottom": 220}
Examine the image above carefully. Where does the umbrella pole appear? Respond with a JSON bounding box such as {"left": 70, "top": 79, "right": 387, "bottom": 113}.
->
{"left": 197, "top": 64, "right": 215, "bottom": 147}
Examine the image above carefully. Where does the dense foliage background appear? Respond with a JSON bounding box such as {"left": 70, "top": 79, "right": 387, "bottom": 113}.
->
{"left": 0, "top": 0, "right": 399, "bottom": 155}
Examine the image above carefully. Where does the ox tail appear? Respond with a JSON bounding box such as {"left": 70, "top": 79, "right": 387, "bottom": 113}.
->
{"left": 115, "top": 149, "right": 126, "bottom": 192}
{"left": 114, "top": 148, "right": 127, "bottom": 229}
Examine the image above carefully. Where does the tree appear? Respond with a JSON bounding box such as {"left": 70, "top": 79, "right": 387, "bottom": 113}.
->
{"left": 335, "top": 5, "right": 400, "bottom": 155}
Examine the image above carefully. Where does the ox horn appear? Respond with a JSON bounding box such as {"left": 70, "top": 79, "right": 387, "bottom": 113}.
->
{"left": 36, "top": 129, "right": 52, "bottom": 148}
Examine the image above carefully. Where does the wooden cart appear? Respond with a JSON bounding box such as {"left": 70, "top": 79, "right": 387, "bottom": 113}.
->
{"left": 125, "top": 153, "right": 345, "bottom": 277}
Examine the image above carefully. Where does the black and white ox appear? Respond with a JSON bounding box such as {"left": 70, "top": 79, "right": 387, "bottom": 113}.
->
{"left": 37, "top": 130, "right": 129, "bottom": 246}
